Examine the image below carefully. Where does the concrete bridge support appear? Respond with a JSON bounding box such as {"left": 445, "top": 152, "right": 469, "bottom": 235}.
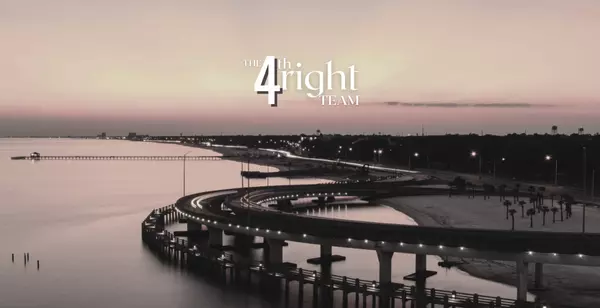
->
{"left": 315, "top": 244, "right": 334, "bottom": 308}
{"left": 186, "top": 221, "right": 205, "bottom": 247}
{"left": 307, "top": 243, "right": 346, "bottom": 264}
{"left": 321, "top": 244, "right": 332, "bottom": 259}
{"left": 265, "top": 238, "right": 285, "bottom": 265}
{"left": 319, "top": 260, "right": 333, "bottom": 308}
{"left": 317, "top": 196, "right": 326, "bottom": 205}
{"left": 516, "top": 259, "right": 529, "bottom": 303}
{"left": 415, "top": 254, "right": 427, "bottom": 308}
{"left": 275, "top": 199, "right": 293, "bottom": 212}
{"left": 376, "top": 250, "right": 394, "bottom": 308}
{"left": 207, "top": 226, "right": 223, "bottom": 249}
{"left": 534, "top": 263, "right": 544, "bottom": 289}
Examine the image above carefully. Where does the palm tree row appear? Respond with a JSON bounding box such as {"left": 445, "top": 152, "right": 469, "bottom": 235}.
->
{"left": 445, "top": 176, "right": 576, "bottom": 230}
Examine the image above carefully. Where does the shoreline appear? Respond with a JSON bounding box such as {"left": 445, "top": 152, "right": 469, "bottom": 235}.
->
{"left": 180, "top": 142, "right": 595, "bottom": 308}
{"left": 183, "top": 143, "right": 387, "bottom": 182}
{"left": 380, "top": 198, "right": 599, "bottom": 308}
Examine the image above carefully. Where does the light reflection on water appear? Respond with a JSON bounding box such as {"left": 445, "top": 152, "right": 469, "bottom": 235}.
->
{"left": 0, "top": 138, "right": 530, "bottom": 308}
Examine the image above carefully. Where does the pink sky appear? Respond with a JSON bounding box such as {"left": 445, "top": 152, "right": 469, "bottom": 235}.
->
{"left": 1, "top": 0, "right": 600, "bottom": 135}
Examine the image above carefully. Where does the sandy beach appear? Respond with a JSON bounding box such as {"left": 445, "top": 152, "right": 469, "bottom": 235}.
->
{"left": 381, "top": 194, "right": 600, "bottom": 308}
{"left": 190, "top": 143, "right": 600, "bottom": 307}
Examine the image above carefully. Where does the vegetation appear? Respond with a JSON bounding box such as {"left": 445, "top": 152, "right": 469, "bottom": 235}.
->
{"left": 149, "top": 133, "right": 598, "bottom": 194}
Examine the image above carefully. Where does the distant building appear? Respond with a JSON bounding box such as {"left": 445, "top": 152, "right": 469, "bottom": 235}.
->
{"left": 127, "top": 132, "right": 137, "bottom": 140}
{"left": 97, "top": 132, "right": 107, "bottom": 139}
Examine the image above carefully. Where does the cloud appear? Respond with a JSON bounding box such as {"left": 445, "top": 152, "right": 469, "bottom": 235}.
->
{"left": 376, "top": 102, "right": 555, "bottom": 108}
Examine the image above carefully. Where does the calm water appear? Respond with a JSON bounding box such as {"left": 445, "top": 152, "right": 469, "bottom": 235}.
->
{"left": 0, "top": 139, "right": 527, "bottom": 308}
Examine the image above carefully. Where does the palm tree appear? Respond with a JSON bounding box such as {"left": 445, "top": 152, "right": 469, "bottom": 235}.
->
{"left": 558, "top": 200, "right": 564, "bottom": 221}
{"left": 529, "top": 196, "right": 538, "bottom": 212}
{"left": 514, "top": 184, "right": 521, "bottom": 202}
{"left": 528, "top": 186, "right": 536, "bottom": 197}
{"left": 509, "top": 209, "right": 517, "bottom": 230}
{"left": 518, "top": 200, "right": 527, "bottom": 218}
{"left": 447, "top": 181, "right": 454, "bottom": 197}
{"left": 541, "top": 206, "right": 549, "bottom": 226}
{"left": 538, "top": 187, "right": 546, "bottom": 205}
{"left": 551, "top": 207, "right": 558, "bottom": 223}
{"left": 503, "top": 200, "right": 512, "bottom": 220}
{"left": 499, "top": 184, "right": 507, "bottom": 201}
{"left": 466, "top": 182, "right": 475, "bottom": 199}
{"left": 482, "top": 184, "right": 491, "bottom": 200}
{"left": 527, "top": 208, "right": 536, "bottom": 228}
{"left": 550, "top": 193, "right": 555, "bottom": 207}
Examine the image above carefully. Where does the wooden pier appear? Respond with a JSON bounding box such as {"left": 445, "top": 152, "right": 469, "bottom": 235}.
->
{"left": 11, "top": 155, "right": 252, "bottom": 161}
{"left": 142, "top": 204, "right": 540, "bottom": 308}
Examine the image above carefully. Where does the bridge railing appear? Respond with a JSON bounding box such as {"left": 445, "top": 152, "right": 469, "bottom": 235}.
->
{"left": 143, "top": 204, "right": 529, "bottom": 308}
{"left": 225, "top": 184, "right": 600, "bottom": 256}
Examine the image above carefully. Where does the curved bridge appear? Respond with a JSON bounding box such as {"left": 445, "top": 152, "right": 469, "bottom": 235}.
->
{"left": 165, "top": 180, "right": 600, "bottom": 308}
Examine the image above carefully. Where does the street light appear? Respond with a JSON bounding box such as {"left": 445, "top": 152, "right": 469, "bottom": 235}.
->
{"left": 373, "top": 149, "right": 383, "bottom": 163}
{"left": 545, "top": 155, "right": 558, "bottom": 185}
{"left": 493, "top": 157, "right": 506, "bottom": 180}
{"left": 183, "top": 151, "right": 191, "bottom": 196}
{"left": 583, "top": 146, "right": 587, "bottom": 197}
{"left": 409, "top": 152, "right": 419, "bottom": 170}
{"left": 470, "top": 151, "right": 482, "bottom": 179}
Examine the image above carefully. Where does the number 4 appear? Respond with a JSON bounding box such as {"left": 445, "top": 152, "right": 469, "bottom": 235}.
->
{"left": 254, "top": 56, "right": 283, "bottom": 106}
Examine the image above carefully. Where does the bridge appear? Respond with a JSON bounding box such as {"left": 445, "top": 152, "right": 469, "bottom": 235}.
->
{"left": 140, "top": 177, "right": 600, "bottom": 308}
{"left": 10, "top": 155, "right": 264, "bottom": 161}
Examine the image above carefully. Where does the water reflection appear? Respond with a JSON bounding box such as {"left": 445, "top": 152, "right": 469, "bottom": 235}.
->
{"left": 0, "top": 139, "right": 532, "bottom": 308}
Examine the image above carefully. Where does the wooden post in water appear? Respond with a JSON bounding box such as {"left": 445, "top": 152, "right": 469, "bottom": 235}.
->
{"left": 26, "top": 253, "right": 29, "bottom": 262}
{"left": 12, "top": 253, "right": 14, "bottom": 263}
{"left": 37, "top": 260, "right": 40, "bottom": 270}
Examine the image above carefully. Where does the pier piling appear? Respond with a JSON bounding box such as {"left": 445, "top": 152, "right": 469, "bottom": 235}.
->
{"left": 140, "top": 204, "right": 540, "bottom": 308}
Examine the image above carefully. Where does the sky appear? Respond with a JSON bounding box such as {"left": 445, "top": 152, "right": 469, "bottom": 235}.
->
{"left": 1, "top": 0, "right": 600, "bottom": 136}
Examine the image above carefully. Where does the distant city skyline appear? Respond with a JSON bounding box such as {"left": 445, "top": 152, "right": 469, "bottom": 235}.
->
{"left": 1, "top": 0, "right": 600, "bottom": 135}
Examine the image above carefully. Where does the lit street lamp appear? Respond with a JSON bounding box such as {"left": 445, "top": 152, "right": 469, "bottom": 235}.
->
{"left": 183, "top": 151, "right": 191, "bottom": 196}
{"left": 409, "top": 152, "right": 419, "bottom": 170}
{"left": 493, "top": 157, "right": 506, "bottom": 180}
{"left": 471, "top": 151, "right": 482, "bottom": 179}
{"left": 582, "top": 146, "right": 587, "bottom": 233}
{"left": 373, "top": 149, "right": 383, "bottom": 163}
{"left": 545, "top": 155, "right": 558, "bottom": 185}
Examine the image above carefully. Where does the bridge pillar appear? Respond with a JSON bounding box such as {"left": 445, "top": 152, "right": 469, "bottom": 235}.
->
{"left": 516, "top": 259, "right": 529, "bottom": 303}
{"left": 319, "top": 259, "right": 333, "bottom": 308}
{"left": 306, "top": 243, "right": 346, "bottom": 265}
{"left": 534, "top": 263, "right": 544, "bottom": 289}
{"left": 415, "top": 254, "right": 427, "bottom": 308}
{"left": 317, "top": 196, "right": 326, "bottom": 205}
{"left": 275, "top": 199, "right": 293, "bottom": 212}
{"left": 321, "top": 244, "right": 332, "bottom": 259}
{"left": 265, "top": 238, "right": 285, "bottom": 265}
{"left": 186, "top": 220, "right": 206, "bottom": 247}
{"left": 207, "top": 226, "right": 223, "bottom": 248}
{"left": 376, "top": 250, "right": 394, "bottom": 308}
